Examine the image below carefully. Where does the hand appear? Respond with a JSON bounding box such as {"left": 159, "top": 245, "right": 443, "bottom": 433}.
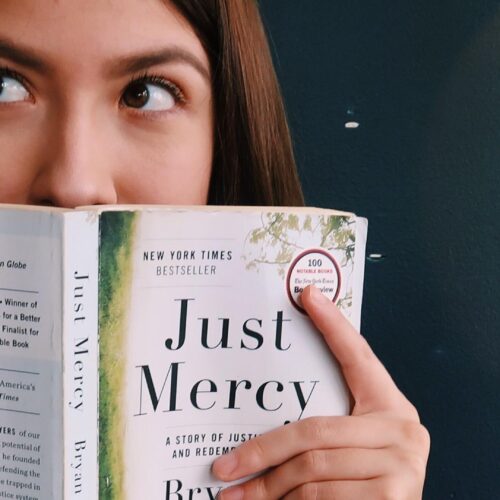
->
{"left": 212, "top": 285, "right": 430, "bottom": 499}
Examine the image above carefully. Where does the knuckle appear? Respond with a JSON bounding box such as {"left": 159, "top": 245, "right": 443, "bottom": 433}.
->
{"left": 293, "top": 482, "right": 318, "bottom": 500}
{"left": 298, "top": 450, "right": 319, "bottom": 471}
{"left": 251, "top": 476, "right": 270, "bottom": 499}
{"left": 301, "top": 416, "right": 334, "bottom": 444}
{"left": 295, "top": 449, "right": 327, "bottom": 476}
{"left": 403, "top": 401, "right": 421, "bottom": 421}
{"left": 418, "top": 424, "right": 431, "bottom": 451}
{"left": 376, "top": 478, "right": 403, "bottom": 500}
{"left": 248, "top": 438, "right": 267, "bottom": 467}
{"left": 400, "top": 421, "right": 431, "bottom": 454}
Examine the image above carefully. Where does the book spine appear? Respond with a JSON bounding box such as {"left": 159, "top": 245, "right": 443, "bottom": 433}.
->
{"left": 62, "top": 212, "right": 99, "bottom": 499}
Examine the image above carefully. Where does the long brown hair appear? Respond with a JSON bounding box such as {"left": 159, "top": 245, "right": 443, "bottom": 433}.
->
{"left": 168, "top": 0, "right": 304, "bottom": 206}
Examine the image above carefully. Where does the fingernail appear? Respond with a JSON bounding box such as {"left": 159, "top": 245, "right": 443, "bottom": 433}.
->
{"left": 213, "top": 451, "right": 238, "bottom": 479}
{"left": 217, "top": 486, "right": 243, "bottom": 500}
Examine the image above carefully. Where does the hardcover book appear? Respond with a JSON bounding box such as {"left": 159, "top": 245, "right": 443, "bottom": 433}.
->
{"left": 0, "top": 205, "right": 367, "bottom": 499}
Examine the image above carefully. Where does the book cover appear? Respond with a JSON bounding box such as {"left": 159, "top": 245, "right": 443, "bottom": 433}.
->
{"left": 97, "top": 207, "right": 367, "bottom": 498}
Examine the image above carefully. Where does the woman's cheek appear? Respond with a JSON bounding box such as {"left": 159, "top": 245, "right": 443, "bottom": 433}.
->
{"left": 0, "top": 111, "right": 43, "bottom": 203}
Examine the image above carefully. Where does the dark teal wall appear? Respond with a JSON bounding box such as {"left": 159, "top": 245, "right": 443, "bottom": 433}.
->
{"left": 261, "top": 1, "right": 500, "bottom": 498}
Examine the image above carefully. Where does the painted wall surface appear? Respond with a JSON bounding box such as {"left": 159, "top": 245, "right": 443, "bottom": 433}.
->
{"left": 261, "top": 1, "right": 500, "bottom": 498}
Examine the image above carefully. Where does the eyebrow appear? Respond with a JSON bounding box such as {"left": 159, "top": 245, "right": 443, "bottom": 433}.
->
{"left": 0, "top": 37, "right": 210, "bottom": 83}
{"left": 106, "top": 46, "right": 211, "bottom": 82}
{"left": 0, "top": 37, "right": 52, "bottom": 74}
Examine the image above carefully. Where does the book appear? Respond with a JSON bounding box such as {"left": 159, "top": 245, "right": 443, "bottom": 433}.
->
{"left": 0, "top": 204, "right": 367, "bottom": 499}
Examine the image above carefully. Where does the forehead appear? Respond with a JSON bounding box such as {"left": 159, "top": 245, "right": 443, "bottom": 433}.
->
{"left": 0, "top": 0, "right": 208, "bottom": 74}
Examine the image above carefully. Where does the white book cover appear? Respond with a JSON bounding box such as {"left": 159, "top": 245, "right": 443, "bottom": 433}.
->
{"left": 97, "top": 207, "right": 367, "bottom": 499}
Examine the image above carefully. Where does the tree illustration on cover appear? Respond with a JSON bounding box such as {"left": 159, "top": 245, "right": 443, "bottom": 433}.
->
{"left": 243, "top": 213, "right": 356, "bottom": 310}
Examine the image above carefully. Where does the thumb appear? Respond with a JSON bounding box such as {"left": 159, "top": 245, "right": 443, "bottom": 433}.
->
{"left": 301, "top": 285, "right": 416, "bottom": 418}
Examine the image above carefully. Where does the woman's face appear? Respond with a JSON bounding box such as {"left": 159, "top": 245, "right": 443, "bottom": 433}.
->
{"left": 0, "top": 0, "right": 213, "bottom": 207}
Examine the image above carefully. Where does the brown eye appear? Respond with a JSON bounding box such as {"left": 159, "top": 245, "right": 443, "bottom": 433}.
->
{"left": 121, "top": 79, "right": 178, "bottom": 112}
{"left": 122, "top": 81, "right": 150, "bottom": 108}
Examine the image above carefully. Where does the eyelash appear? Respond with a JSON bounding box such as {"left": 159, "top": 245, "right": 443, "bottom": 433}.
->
{"left": 122, "top": 71, "right": 187, "bottom": 110}
{"left": 0, "top": 65, "right": 33, "bottom": 95}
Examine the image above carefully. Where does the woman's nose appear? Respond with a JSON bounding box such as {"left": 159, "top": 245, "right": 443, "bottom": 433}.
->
{"left": 29, "top": 102, "right": 118, "bottom": 208}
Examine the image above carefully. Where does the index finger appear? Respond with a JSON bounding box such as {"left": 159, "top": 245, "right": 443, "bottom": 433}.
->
{"left": 301, "top": 285, "right": 416, "bottom": 418}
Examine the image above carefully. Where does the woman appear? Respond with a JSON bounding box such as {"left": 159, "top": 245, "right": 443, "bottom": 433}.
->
{"left": 0, "top": 0, "right": 429, "bottom": 498}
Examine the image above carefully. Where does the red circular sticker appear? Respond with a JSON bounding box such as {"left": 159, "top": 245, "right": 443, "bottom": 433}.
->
{"left": 286, "top": 249, "right": 341, "bottom": 313}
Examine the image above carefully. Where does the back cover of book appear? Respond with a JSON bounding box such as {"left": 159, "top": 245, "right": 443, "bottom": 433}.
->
{"left": 0, "top": 209, "right": 63, "bottom": 498}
